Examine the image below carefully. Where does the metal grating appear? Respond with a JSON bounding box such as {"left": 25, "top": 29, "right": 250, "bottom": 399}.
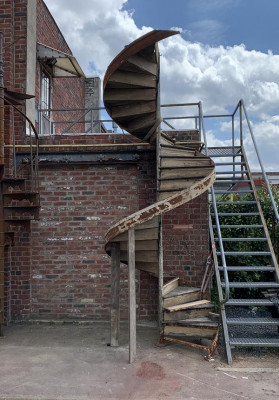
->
{"left": 206, "top": 146, "right": 242, "bottom": 156}
{"left": 230, "top": 338, "right": 279, "bottom": 346}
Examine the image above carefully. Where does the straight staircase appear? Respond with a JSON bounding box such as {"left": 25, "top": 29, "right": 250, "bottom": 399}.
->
{"left": 208, "top": 144, "right": 279, "bottom": 364}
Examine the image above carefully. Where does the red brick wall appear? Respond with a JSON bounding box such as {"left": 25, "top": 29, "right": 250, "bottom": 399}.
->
{"left": 27, "top": 150, "right": 158, "bottom": 320}
{"left": 7, "top": 133, "right": 209, "bottom": 321}
{"left": 0, "top": 0, "right": 28, "bottom": 163}
{"left": 37, "top": 0, "right": 85, "bottom": 134}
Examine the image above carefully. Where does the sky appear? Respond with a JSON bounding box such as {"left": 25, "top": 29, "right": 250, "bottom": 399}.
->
{"left": 43, "top": 0, "right": 279, "bottom": 171}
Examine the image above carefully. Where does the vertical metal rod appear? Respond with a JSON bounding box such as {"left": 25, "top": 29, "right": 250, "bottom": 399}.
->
{"left": 158, "top": 218, "right": 163, "bottom": 329}
{"left": 241, "top": 99, "right": 279, "bottom": 224}
{"left": 90, "top": 109, "right": 93, "bottom": 133}
{"left": 232, "top": 116, "right": 235, "bottom": 179}
{"left": 128, "top": 227, "right": 136, "bottom": 363}
{"left": 0, "top": 32, "right": 5, "bottom": 335}
{"left": 110, "top": 242, "right": 120, "bottom": 347}
{"left": 29, "top": 122, "right": 33, "bottom": 191}
{"left": 12, "top": 106, "right": 16, "bottom": 177}
{"left": 0, "top": 32, "right": 4, "bottom": 169}
{"left": 239, "top": 102, "right": 243, "bottom": 147}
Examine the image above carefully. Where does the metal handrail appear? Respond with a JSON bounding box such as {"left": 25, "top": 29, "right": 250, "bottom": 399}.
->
{"left": 237, "top": 99, "right": 279, "bottom": 224}
{"left": 5, "top": 98, "right": 40, "bottom": 192}
{"left": 199, "top": 101, "right": 230, "bottom": 304}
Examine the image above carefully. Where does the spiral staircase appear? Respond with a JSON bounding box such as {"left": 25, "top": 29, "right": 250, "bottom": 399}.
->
{"left": 103, "top": 30, "right": 218, "bottom": 361}
{"left": 0, "top": 88, "right": 40, "bottom": 335}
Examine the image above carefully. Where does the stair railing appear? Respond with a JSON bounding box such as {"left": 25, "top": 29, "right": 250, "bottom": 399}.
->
{"left": 199, "top": 101, "right": 230, "bottom": 304}
{"left": 235, "top": 99, "right": 279, "bottom": 224}
{"left": 4, "top": 98, "right": 40, "bottom": 193}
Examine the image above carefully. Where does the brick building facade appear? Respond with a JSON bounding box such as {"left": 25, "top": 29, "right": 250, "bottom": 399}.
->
{"left": 1, "top": 0, "right": 209, "bottom": 322}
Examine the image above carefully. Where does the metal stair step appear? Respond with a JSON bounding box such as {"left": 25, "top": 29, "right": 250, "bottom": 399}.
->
{"left": 215, "top": 170, "right": 248, "bottom": 175}
{"left": 213, "top": 201, "right": 257, "bottom": 205}
{"left": 214, "top": 189, "right": 254, "bottom": 194}
{"left": 226, "top": 299, "right": 275, "bottom": 306}
{"left": 215, "top": 237, "right": 267, "bottom": 242}
{"left": 210, "top": 153, "right": 242, "bottom": 157}
{"left": 214, "top": 180, "right": 250, "bottom": 184}
{"left": 227, "top": 317, "right": 279, "bottom": 325}
{"left": 217, "top": 251, "right": 271, "bottom": 256}
{"left": 213, "top": 224, "right": 263, "bottom": 229}
{"left": 215, "top": 162, "right": 246, "bottom": 166}
{"left": 222, "top": 282, "right": 279, "bottom": 288}
{"left": 230, "top": 338, "right": 279, "bottom": 347}
{"left": 212, "top": 212, "right": 259, "bottom": 217}
{"left": 219, "top": 266, "right": 275, "bottom": 272}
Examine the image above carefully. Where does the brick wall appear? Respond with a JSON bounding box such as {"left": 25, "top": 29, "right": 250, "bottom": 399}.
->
{"left": 37, "top": 0, "right": 85, "bottom": 134}
{"left": 8, "top": 132, "right": 209, "bottom": 321}
{"left": 0, "top": 0, "right": 28, "bottom": 160}
{"left": 28, "top": 146, "right": 157, "bottom": 320}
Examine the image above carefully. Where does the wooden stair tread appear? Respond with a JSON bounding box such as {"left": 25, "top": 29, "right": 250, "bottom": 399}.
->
{"left": 165, "top": 299, "right": 211, "bottom": 313}
{"left": 164, "top": 286, "right": 200, "bottom": 299}
{"left": 162, "top": 277, "right": 179, "bottom": 296}
{"left": 163, "top": 317, "right": 219, "bottom": 327}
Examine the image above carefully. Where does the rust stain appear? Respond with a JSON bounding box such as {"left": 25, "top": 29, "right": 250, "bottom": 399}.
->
{"left": 136, "top": 361, "right": 165, "bottom": 380}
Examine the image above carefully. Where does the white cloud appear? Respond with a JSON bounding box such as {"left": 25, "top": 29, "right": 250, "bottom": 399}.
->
{"left": 44, "top": 0, "right": 279, "bottom": 170}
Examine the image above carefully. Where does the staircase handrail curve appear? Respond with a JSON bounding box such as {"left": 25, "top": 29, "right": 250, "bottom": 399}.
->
{"left": 3, "top": 96, "right": 40, "bottom": 191}
{"left": 239, "top": 99, "right": 279, "bottom": 224}
{"left": 199, "top": 101, "right": 230, "bottom": 304}
{"left": 105, "top": 168, "right": 216, "bottom": 246}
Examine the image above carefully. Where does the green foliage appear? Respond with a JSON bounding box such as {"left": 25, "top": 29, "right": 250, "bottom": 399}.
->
{"left": 258, "top": 183, "right": 279, "bottom": 260}
{"left": 211, "top": 184, "right": 279, "bottom": 299}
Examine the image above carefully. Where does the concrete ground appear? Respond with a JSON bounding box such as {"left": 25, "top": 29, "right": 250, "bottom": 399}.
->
{"left": 0, "top": 321, "right": 279, "bottom": 400}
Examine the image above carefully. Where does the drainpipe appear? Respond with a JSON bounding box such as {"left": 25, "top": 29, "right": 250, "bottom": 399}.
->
{"left": 0, "top": 32, "right": 5, "bottom": 335}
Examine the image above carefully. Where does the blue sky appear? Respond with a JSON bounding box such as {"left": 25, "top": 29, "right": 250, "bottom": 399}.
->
{"left": 44, "top": 0, "right": 279, "bottom": 171}
{"left": 123, "top": 0, "right": 279, "bottom": 53}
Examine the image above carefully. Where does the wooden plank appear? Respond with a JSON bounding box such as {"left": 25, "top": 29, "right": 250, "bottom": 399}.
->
{"left": 162, "top": 277, "right": 179, "bottom": 296}
{"left": 109, "top": 71, "right": 156, "bottom": 88}
{"left": 112, "top": 101, "right": 156, "bottom": 119}
{"left": 110, "top": 227, "right": 158, "bottom": 243}
{"left": 137, "top": 217, "right": 159, "bottom": 230}
{"left": 160, "top": 168, "right": 208, "bottom": 179}
{"left": 110, "top": 242, "right": 120, "bottom": 347}
{"left": 135, "top": 261, "right": 158, "bottom": 275}
{"left": 160, "top": 147, "right": 197, "bottom": 157}
{"left": 126, "top": 114, "right": 156, "bottom": 131}
{"left": 108, "top": 239, "right": 158, "bottom": 252}
{"left": 161, "top": 157, "right": 213, "bottom": 168}
{"left": 121, "top": 250, "right": 158, "bottom": 263}
{"left": 126, "top": 54, "right": 157, "bottom": 75}
{"left": 164, "top": 305, "right": 214, "bottom": 321}
{"left": 160, "top": 178, "right": 200, "bottom": 191}
{"left": 163, "top": 289, "right": 200, "bottom": 308}
{"left": 166, "top": 299, "right": 210, "bottom": 313}
{"left": 104, "top": 88, "right": 156, "bottom": 102}
{"left": 128, "top": 228, "right": 136, "bottom": 363}
{"left": 164, "top": 325, "right": 217, "bottom": 338}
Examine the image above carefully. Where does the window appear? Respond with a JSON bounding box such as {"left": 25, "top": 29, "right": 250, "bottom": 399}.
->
{"left": 41, "top": 71, "right": 51, "bottom": 116}
{"left": 40, "top": 71, "right": 53, "bottom": 135}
